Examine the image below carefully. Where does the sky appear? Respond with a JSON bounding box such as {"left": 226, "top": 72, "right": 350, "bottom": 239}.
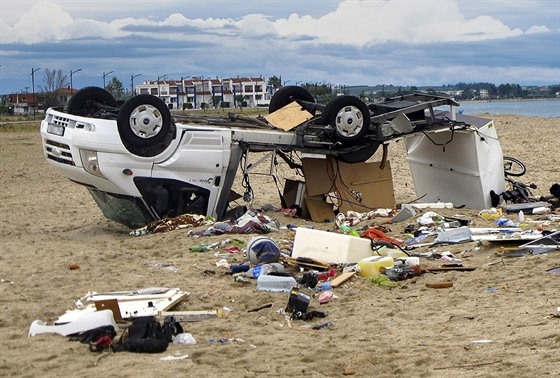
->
{"left": 1, "top": 0, "right": 559, "bottom": 94}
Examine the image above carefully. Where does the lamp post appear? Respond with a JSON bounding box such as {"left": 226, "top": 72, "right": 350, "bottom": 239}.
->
{"left": 102, "top": 71, "right": 114, "bottom": 89}
{"left": 31, "top": 67, "right": 41, "bottom": 118}
{"left": 179, "top": 76, "right": 191, "bottom": 109}
{"left": 157, "top": 74, "right": 168, "bottom": 98}
{"left": 69, "top": 68, "right": 82, "bottom": 91}
{"left": 202, "top": 76, "right": 211, "bottom": 108}
{"left": 131, "top": 74, "right": 141, "bottom": 97}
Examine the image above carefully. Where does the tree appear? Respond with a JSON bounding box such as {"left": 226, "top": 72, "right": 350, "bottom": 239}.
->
{"left": 211, "top": 95, "right": 221, "bottom": 108}
{"left": 234, "top": 94, "right": 245, "bottom": 107}
{"left": 105, "top": 76, "right": 125, "bottom": 101}
{"left": 267, "top": 76, "right": 281, "bottom": 90}
{"left": 40, "top": 69, "right": 68, "bottom": 108}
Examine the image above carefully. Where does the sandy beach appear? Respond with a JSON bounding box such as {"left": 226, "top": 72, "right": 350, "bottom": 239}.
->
{"left": 0, "top": 114, "right": 559, "bottom": 377}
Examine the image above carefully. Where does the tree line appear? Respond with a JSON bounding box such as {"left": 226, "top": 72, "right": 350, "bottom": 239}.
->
{"left": 39, "top": 69, "right": 125, "bottom": 108}
{"left": 267, "top": 76, "right": 560, "bottom": 101}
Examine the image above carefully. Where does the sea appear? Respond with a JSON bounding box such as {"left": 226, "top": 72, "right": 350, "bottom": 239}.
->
{"left": 456, "top": 98, "right": 560, "bottom": 118}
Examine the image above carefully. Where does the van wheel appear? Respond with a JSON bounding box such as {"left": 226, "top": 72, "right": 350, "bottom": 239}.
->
{"left": 336, "top": 143, "right": 380, "bottom": 164}
{"left": 322, "top": 96, "right": 370, "bottom": 145}
{"left": 117, "top": 95, "right": 176, "bottom": 157}
{"left": 66, "top": 86, "right": 117, "bottom": 116}
{"left": 269, "top": 86, "right": 316, "bottom": 113}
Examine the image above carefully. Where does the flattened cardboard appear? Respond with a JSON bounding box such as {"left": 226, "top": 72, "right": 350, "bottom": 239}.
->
{"left": 304, "top": 195, "right": 336, "bottom": 222}
{"left": 335, "top": 159, "right": 395, "bottom": 213}
{"left": 301, "top": 156, "right": 396, "bottom": 219}
{"left": 94, "top": 299, "right": 123, "bottom": 322}
{"left": 264, "top": 101, "right": 314, "bottom": 131}
{"left": 301, "top": 156, "right": 336, "bottom": 197}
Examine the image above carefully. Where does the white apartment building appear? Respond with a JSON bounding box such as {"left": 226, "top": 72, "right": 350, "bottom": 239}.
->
{"left": 135, "top": 76, "right": 272, "bottom": 110}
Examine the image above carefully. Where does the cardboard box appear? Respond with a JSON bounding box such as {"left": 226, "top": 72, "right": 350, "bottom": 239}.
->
{"left": 334, "top": 159, "right": 395, "bottom": 213}
{"left": 301, "top": 156, "right": 396, "bottom": 216}
{"left": 283, "top": 179, "right": 306, "bottom": 208}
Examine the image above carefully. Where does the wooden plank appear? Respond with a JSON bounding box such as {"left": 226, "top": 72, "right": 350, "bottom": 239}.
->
{"left": 329, "top": 271, "right": 355, "bottom": 287}
{"left": 425, "top": 281, "right": 454, "bottom": 289}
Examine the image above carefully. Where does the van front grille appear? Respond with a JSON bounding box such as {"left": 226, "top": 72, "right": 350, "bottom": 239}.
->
{"left": 45, "top": 139, "right": 75, "bottom": 166}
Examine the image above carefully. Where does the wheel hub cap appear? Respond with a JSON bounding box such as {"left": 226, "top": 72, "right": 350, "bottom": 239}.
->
{"left": 129, "top": 104, "right": 163, "bottom": 138}
{"left": 335, "top": 105, "right": 364, "bottom": 137}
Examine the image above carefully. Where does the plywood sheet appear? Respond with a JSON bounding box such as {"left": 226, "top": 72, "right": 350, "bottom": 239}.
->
{"left": 265, "top": 101, "right": 314, "bottom": 131}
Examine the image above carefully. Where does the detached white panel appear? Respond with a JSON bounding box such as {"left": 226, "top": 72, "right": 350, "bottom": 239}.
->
{"left": 292, "top": 228, "right": 372, "bottom": 264}
{"left": 404, "top": 119, "right": 504, "bottom": 209}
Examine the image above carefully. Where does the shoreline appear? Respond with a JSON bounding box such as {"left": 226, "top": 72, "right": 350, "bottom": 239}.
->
{"left": 462, "top": 97, "right": 559, "bottom": 103}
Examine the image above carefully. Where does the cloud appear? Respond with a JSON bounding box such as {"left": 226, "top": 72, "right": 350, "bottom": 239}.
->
{"left": 2, "top": 0, "right": 551, "bottom": 46}
{"left": 1, "top": 1, "right": 131, "bottom": 43}
{"left": 526, "top": 25, "right": 550, "bottom": 34}
{"left": 272, "top": 0, "right": 529, "bottom": 45}
{"left": 2, "top": 1, "right": 73, "bottom": 43}
{"left": 0, "top": 0, "right": 558, "bottom": 93}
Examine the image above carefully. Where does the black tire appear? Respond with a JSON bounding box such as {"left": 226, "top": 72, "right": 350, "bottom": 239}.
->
{"left": 117, "top": 95, "right": 176, "bottom": 157}
{"left": 503, "top": 156, "right": 526, "bottom": 177}
{"left": 321, "top": 96, "right": 370, "bottom": 145}
{"left": 269, "top": 86, "right": 315, "bottom": 113}
{"left": 336, "top": 143, "right": 380, "bottom": 164}
{"left": 67, "top": 86, "right": 118, "bottom": 116}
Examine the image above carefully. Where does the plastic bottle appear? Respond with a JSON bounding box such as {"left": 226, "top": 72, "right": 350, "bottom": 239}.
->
{"left": 532, "top": 207, "right": 550, "bottom": 215}
{"left": 339, "top": 225, "right": 360, "bottom": 237}
{"left": 244, "top": 263, "right": 284, "bottom": 278}
{"left": 315, "top": 268, "right": 336, "bottom": 281}
{"left": 518, "top": 211, "right": 525, "bottom": 222}
{"left": 373, "top": 246, "right": 409, "bottom": 258}
{"left": 393, "top": 256, "right": 420, "bottom": 268}
{"left": 357, "top": 256, "right": 394, "bottom": 278}
{"left": 495, "top": 217, "right": 516, "bottom": 227}
{"left": 189, "top": 244, "right": 211, "bottom": 252}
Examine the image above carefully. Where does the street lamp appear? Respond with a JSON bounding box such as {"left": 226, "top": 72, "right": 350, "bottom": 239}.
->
{"left": 179, "top": 76, "right": 191, "bottom": 109}
{"left": 102, "top": 71, "right": 114, "bottom": 89}
{"left": 202, "top": 76, "right": 211, "bottom": 108}
{"left": 283, "top": 80, "right": 291, "bottom": 87}
{"left": 157, "top": 74, "right": 168, "bottom": 98}
{"left": 31, "top": 67, "right": 41, "bottom": 118}
{"left": 131, "top": 74, "right": 141, "bottom": 96}
{"left": 70, "top": 68, "right": 82, "bottom": 91}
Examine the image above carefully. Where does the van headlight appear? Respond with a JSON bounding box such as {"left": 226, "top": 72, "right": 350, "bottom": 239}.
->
{"left": 80, "top": 149, "right": 106, "bottom": 179}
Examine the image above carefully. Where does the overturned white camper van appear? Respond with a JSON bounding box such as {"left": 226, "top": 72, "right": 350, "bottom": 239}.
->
{"left": 40, "top": 86, "right": 504, "bottom": 228}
